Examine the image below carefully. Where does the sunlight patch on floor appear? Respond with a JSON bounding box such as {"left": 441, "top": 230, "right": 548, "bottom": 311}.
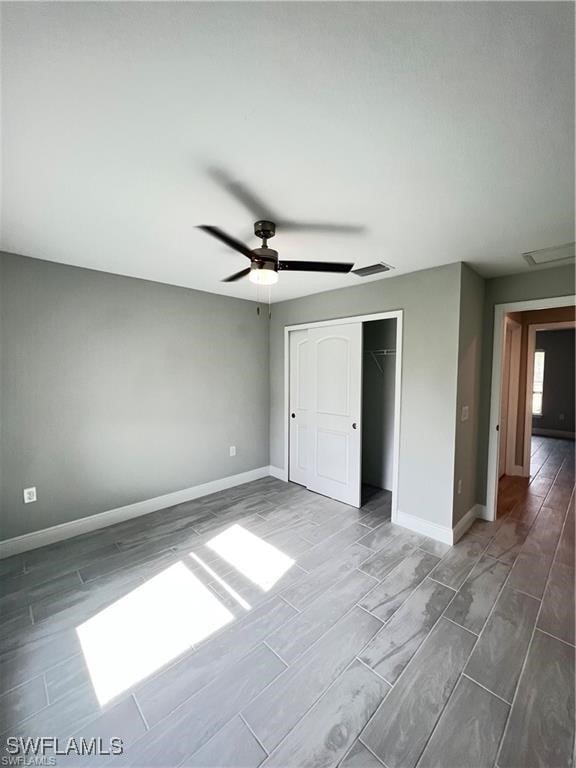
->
{"left": 206, "top": 524, "right": 295, "bottom": 591}
{"left": 76, "top": 562, "right": 234, "bottom": 705}
{"left": 189, "top": 552, "right": 251, "bottom": 611}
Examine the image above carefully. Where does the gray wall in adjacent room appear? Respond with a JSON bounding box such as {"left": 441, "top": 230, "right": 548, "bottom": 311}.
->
{"left": 362, "top": 319, "right": 397, "bottom": 492}
{"left": 0, "top": 253, "right": 270, "bottom": 541}
{"left": 533, "top": 328, "right": 575, "bottom": 435}
{"left": 453, "top": 264, "right": 484, "bottom": 525}
{"left": 476, "top": 264, "right": 575, "bottom": 504}
{"left": 270, "top": 263, "right": 461, "bottom": 529}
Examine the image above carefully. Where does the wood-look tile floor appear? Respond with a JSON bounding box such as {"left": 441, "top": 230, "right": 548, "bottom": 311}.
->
{"left": 0, "top": 437, "right": 574, "bottom": 768}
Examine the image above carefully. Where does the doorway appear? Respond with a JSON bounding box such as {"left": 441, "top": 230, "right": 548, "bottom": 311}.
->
{"left": 285, "top": 311, "right": 402, "bottom": 519}
{"left": 487, "top": 297, "right": 575, "bottom": 520}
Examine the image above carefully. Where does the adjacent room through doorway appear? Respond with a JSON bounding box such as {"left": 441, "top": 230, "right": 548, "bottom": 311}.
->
{"left": 495, "top": 306, "right": 575, "bottom": 518}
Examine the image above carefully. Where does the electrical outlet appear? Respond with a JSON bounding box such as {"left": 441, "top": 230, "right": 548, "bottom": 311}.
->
{"left": 23, "top": 487, "right": 37, "bottom": 504}
{"left": 229, "top": 446, "right": 236, "bottom": 457}
{"left": 559, "top": 413, "right": 565, "bottom": 421}
{"left": 457, "top": 479, "right": 462, "bottom": 495}
{"left": 461, "top": 406, "right": 469, "bottom": 422}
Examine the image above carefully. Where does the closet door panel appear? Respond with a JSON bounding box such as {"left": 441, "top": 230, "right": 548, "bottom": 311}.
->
{"left": 307, "top": 323, "right": 362, "bottom": 507}
{"left": 289, "top": 330, "right": 311, "bottom": 486}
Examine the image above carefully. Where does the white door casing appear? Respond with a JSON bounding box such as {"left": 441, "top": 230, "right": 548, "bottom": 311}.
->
{"left": 499, "top": 321, "right": 513, "bottom": 478}
{"left": 306, "top": 323, "right": 363, "bottom": 507}
{"left": 289, "top": 329, "right": 311, "bottom": 486}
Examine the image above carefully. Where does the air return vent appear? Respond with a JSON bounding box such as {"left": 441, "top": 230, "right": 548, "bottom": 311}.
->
{"left": 523, "top": 242, "right": 575, "bottom": 267}
{"left": 352, "top": 262, "right": 394, "bottom": 277}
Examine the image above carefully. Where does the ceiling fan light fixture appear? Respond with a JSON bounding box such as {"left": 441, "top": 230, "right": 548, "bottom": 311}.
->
{"left": 249, "top": 262, "right": 279, "bottom": 285}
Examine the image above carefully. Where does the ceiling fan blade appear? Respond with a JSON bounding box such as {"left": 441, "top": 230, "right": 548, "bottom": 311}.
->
{"left": 222, "top": 267, "right": 252, "bottom": 283}
{"left": 278, "top": 260, "right": 354, "bottom": 273}
{"left": 207, "top": 168, "right": 278, "bottom": 220}
{"left": 277, "top": 220, "right": 365, "bottom": 235}
{"left": 197, "top": 226, "right": 255, "bottom": 259}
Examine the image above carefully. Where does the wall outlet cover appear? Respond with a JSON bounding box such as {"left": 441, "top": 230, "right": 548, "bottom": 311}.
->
{"left": 23, "top": 487, "right": 37, "bottom": 504}
{"left": 229, "top": 446, "right": 236, "bottom": 457}
{"left": 461, "top": 406, "right": 469, "bottom": 422}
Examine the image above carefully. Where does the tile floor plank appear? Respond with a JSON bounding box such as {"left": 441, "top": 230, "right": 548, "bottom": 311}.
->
{"left": 263, "top": 660, "right": 389, "bottom": 768}
{"left": 428, "top": 536, "right": 485, "bottom": 590}
{"left": 127, "top": 645, "right": 286, "bottom": 767}
{"left": 266, "top": 569, "right": 377, "bottom": 663}
{"left": 135, "top": 596, "right": 295, "bottom": 727}
{"left": 464, "top": 587, "right": 540, "bottom": 702}
{"left": 360, "top": 618, "right": 476, "bottom": 768}
{"left": 415, "top": 675, "right": 509, "bottom": 768}
{"left": 497, "top": 629, "right": 575, "bottom": 768}
{"left": 443, "top": 554, "right": 510, "bottom": 634}
{"left": 183, "top": 716, "right": 266, "bottom": 768}
{"left": 243, "top": 606, "right": 382, "bottom": 752}
{"left": 358, "top": 549, "right": 441, "bottom": 623}
{"left": 359, "top": 578, "right": 455, "bottom": 683}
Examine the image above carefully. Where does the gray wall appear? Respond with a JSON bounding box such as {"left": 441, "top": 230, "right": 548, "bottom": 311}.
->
{"left": 477, "top": 264, "right": 575, "bottom": 503}
{"left": 453, "top": 264, "right": 485, "bottom": 524}
{"left": 0, "top": 253, "right": 270, "bottom": 541}
{"left": 362, "top": 319, "right": 396, "bottom": 491}
{"left": 270, "top": 263, "right": 461, "bottom": 529}
{"left": 533, "top": 328, "right": 575, "bottom": 435}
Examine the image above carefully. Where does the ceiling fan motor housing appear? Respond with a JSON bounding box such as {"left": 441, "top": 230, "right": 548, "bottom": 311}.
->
{"left": 252, "top": 247, "right": 278, "bottom": 264}
{"left": 254, "top": 220, "right": 276, "bottom": 240}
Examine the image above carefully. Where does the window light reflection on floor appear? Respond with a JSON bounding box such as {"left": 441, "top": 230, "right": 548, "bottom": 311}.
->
{"left": 189, "top": 552, "right": 251, "bottom": 611}
{"left": 76, "top": 562, "right": 234, "bottom": 706}
{"left": 206, "top": 524, "right": 295, "bottom": 591}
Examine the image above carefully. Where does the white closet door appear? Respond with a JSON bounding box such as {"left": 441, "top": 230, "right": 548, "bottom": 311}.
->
{"left": 307, "top": 323, "right": 362, "bottom": 507}
{"left": 289, "top": 329, "right": 311, "bottom": 486}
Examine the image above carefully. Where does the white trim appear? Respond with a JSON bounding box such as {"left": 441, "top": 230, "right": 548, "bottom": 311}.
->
{"left": 486, "top": 294, "right": 575, "bottom": 522}
{"left": 283, "top": 310, "right": 403, "bottom": 521}
{"left": 269, "top": 465, "right": 288, "bottom": 481}
{"left": 507, "top": 464, "right": 526, "bottom": 477}
{"left": 395, "top": 509, "right": 453, "bottom": 545}
{"left": 0, "top": 466, "right": 271, "bottom": 559}
{"left": 474, "top": 504, "right": 489, "bottom": 521}
{"left": 397, "top": 503, "right": 483, "bottom": 546}
{"left": 452, "top": 504, "right": 483, "bottom": 544}
{"left": 504, "top": 318, "right": 522, "bottom": 475}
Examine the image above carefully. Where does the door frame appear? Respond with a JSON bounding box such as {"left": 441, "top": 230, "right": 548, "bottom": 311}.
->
{"left": 485, "top": 294, "right": 575, "bottom": 521}
{"left": 500, "top": 316, "right": 523, "bottom": 478}
{"left": 283, "top": 310, "right": 403, "bottom": 523}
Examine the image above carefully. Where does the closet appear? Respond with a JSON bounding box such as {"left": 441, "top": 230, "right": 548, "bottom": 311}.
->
{"left": 288, "top": 317, "right": 398, "bottom": 509}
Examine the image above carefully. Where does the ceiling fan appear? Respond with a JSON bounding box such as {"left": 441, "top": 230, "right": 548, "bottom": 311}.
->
{"left": 197, "top": 220, "right": 355, "bottom": 285}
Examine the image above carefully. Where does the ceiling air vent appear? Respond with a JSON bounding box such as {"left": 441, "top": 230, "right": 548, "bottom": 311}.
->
{"left": 523, "top": 242, "right": 575, "bottom": 268}
{"left": 352, "top": 262, "right": 394, "bottom": 278}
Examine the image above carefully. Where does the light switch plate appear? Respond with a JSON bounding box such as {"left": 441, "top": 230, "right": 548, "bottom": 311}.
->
{"left": 461, "top": 406, "right": 469, "bottom": 422}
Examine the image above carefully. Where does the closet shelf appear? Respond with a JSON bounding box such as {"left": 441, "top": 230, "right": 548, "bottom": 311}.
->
{"left": 366, "top": 349, "right": 396, "bottom": 375}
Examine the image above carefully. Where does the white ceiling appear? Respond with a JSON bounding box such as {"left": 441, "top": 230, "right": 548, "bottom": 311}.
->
{"left": 1, "top": 2, "right": 574, "bottom": 303}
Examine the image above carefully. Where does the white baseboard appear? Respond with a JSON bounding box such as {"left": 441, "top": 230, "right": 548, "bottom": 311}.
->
{"left": 474, "top": 504, "right": 490, "bottom": 521}
{"left": 508, "top": 464, "right": 527, "bottom": 477}
{"left": 452, "top": 504, "right": 483, "bottom": 544}
{"left": 395, "top": 509, "right": 453, "bottom": 545}
{"left": 269, "top": 465, "right": 288, "bottom": 481}
{"left": 0, "top": 466, "right": 271, "bottom": 559}
{"left": 396, "top": 503, "right": 485, "bottom": 546}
